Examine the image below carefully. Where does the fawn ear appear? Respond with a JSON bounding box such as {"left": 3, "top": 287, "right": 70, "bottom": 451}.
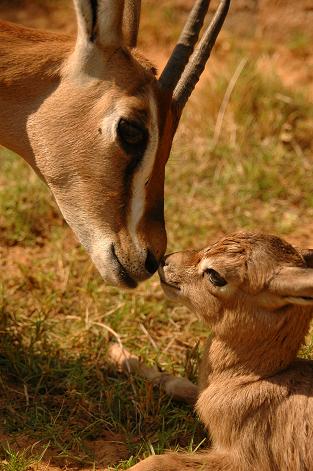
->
{"left": 301, "top": 249, "right": 313, "bottom": 268}
{"left": 74, "top": 0, "right": 124, "bottom": 48}
{"left": 269, "top": 267, "right": 313, "bottom": 306}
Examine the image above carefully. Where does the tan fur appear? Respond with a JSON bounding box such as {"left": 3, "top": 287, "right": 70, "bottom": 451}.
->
{"left": 129, "top": 232, "right": 313, "bottom": 470}
{"left": 0, "top": 5, "right": 173, "bottom": 287}
{"left": 0, "top": 1, "right": 228, "bottom": 288}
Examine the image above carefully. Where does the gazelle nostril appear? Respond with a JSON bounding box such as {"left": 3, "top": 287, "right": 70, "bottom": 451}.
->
{"left": 145, "top": 250, "right": 159, "bottom": 275}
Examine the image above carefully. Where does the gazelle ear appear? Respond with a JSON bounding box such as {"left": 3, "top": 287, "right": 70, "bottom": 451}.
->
{"left": 269, "top": 266, "right": 313, "bottom": 306}
{"left": 123, "top": 0, "right": 141, "bottom": 48}
{"left": 301, "top": 249, "right": 313, "bottom": 268}
{"left": 73, "top": 0, "right": 124, "bottom": 48}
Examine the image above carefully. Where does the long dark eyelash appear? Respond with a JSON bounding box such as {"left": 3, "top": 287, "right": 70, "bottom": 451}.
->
{"left": 205, "top": 268, "right": 227, "bottom": 287}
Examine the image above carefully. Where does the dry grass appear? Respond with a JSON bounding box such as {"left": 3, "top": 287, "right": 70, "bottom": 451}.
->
{"left": 1, "top": 1, "right": 313, "bottom": 470}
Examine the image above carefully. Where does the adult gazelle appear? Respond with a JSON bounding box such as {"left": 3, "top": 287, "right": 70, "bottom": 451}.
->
{"left": 0, "top": 0, "right": 230, "bottom": 287}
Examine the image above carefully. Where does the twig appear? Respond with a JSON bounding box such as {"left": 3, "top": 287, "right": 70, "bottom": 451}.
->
{"left": 23, "top": 383, "right": 29, "bottom": 407}
{"left": 162, "top": 336, "right": 176, "bottom": 354}
{"left": 212, "top": 57, "right": 248, "bottom": 149}
{"left": 91, "top": 322, "right": 130, "bottom": 371}
{"left": 65, "top": 315, "right": 136, "bottom": 392}
{"left": 139, "top": 323, "right": 159, "bottom": 352}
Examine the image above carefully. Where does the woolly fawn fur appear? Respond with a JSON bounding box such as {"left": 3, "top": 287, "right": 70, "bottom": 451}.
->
{"left": 129, "top": 232, "right": 313, "bottom": 471}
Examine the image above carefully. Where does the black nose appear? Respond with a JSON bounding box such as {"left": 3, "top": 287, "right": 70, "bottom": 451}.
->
{"left": 145, "top": 250, "right": 159, "bottom": 275}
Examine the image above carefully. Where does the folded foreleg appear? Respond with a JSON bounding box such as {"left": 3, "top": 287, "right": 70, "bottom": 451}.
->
{"left": 108, "top": 343, "right": 198, "bottom": 405}
{"left": 127, "top": 450, "right": 235, "bottom": 471}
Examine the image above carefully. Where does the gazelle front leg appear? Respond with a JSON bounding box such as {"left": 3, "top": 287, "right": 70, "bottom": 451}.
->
{"left": 108, "top": 343, "right": 198, "bottom": 404}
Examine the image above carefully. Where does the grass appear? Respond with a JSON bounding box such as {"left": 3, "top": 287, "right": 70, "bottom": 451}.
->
{"left": 0, "top": 446, "right": 45, "bottom": 471}
{"left": 287, "top": 31, "right": 312, "bottom": 56}
{"left": 165, "top": 59, "right": 313, "bottom": 247}
{"left": 0, "top": 149, "right": 63, "bottom": 247}
{"left": 1, "top": 2, "right": 313, "bottom": 470}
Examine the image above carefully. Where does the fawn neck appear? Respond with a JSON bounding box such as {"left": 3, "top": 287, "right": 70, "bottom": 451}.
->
{"left": 206, "top": 305, "right": 312, "bottom": 379}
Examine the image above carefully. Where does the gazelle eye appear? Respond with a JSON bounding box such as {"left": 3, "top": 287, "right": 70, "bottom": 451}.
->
{"left": 117, "top": 119, "right": 147, "bottom": 147}
{"left": 205, "top": 268, "right": 227, "bottom": 287}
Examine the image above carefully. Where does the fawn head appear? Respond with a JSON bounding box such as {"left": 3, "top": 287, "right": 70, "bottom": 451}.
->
{"left": 159, "top": 232, "right": 313, "bottom": 337}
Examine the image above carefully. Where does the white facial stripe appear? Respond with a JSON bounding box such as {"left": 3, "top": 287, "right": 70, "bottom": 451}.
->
{"left": 101, "top": 101, "right": 137, "bottom": 141}
{"left": 101, "top": 111, "right": 118, "bottom": 142}
{"left": 199, "top": 258, "right": 212, "bottom": 274}
{"left": 127, "top": 95, "right": 159, "bottom": 250}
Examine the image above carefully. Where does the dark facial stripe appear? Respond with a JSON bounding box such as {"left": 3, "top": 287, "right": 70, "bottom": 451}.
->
{"left": 117, "top": 120, "right": 149, "bottom": 189}
{"left": 123, "top": 137, "right": 149, "bottom": 202}
{"left": 90, "top": 0, "right": 98, "bottom": 42}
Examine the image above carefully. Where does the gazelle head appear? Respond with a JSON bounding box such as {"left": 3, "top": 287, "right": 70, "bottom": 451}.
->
{"left": 27, "top": 0, "right": 230, "bottom": 288}
{"left": 159, "top": 233, "right": 313, "bottom": 342}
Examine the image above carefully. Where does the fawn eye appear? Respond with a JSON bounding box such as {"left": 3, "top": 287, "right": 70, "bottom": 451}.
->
{"left": 117, "top": 119, "right": 147, "bottom": 147}
{"left": 205, "top": 268, "right": 227, "bottom": 287}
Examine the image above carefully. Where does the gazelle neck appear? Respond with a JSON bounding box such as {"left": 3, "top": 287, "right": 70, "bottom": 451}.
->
{"left": 0, "top": 21, "right": 72, "bottom": 174}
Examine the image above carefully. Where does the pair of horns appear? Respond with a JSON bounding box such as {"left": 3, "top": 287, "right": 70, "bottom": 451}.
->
{"left": 130, "top": 0, "right": 230, "bottom": 113}
{"left": 74, "top": 0, "right": 230, "bottom": 112}
{"left": 160, "top": 0, "right": 230, "bottom": 113}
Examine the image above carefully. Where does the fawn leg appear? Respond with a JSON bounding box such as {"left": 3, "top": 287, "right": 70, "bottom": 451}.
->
{"left": 108, "top": 343, "right": 198, "bottom": 405}
{"left": 127, "top": 450, "right": 235, "bottom": 471}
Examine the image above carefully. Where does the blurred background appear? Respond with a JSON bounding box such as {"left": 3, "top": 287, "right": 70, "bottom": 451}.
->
{"left": 0, "top": 1, "right": 312, "bottom": 470}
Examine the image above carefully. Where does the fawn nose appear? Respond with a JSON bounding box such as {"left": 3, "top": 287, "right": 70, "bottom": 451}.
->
{"left": 145, "top": 250, "right": 159, "bottom": 275}
{"left": 160, "top": 253, "right": 174, "bottom": 268}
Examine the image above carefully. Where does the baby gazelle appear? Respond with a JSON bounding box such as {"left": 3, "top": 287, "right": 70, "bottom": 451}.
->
{"left": 129, "top": 232, "right": 313, "bottom": 471}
